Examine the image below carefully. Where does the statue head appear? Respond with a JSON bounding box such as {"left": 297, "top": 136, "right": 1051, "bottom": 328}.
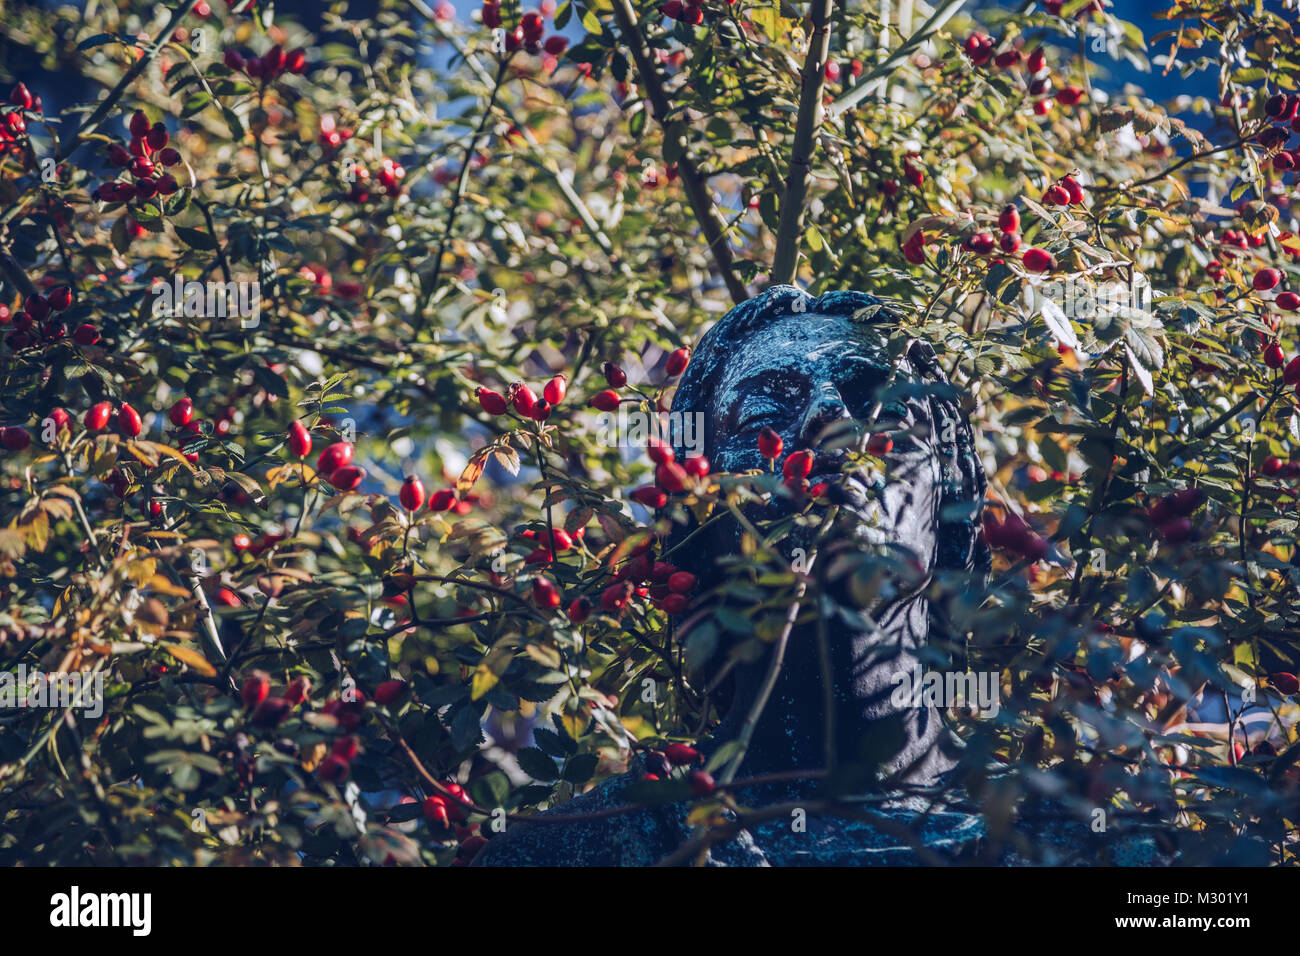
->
{"left": 667, "top": 285, "right": 989, "bottom": 784}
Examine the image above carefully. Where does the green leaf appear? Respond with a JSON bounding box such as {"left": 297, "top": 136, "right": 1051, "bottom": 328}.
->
{"left": 516, "top": 746, "right": 559, "bottom": 781}
{"left": 173, "top": 225, "right": 217, "bottom": 250}
{"left": 562, "top": 753, "right": 599, "bottom": 783}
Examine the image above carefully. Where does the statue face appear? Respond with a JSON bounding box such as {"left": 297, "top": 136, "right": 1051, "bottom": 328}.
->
{"left": 676, "top": 294, "right": 952, "bottom": 572}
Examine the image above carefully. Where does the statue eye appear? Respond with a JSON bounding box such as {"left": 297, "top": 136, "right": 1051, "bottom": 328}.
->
{"left": 736, "top": 399, "right": 782, "bottom": 430}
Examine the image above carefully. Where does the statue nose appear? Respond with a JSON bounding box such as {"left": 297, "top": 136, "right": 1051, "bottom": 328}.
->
{"left": 798, "top": 385, "right": 853, "bottom": 448}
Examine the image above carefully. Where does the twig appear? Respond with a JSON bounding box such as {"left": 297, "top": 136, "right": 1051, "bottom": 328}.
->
{"left": 770, "top": 0, "right": 836, "bottom": 286}
{"left": 608, "top": 0, "right": 747, "bottom": 304}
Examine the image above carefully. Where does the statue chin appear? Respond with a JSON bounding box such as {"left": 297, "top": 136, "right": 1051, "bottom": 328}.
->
{"left": 473, "top": 286, "right": 1169, "bottom": 866}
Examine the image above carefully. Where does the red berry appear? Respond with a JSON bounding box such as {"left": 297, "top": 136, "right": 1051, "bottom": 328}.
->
{"left": 682, "top": 455, "right": 709, "bottom": 478}
{"left": 662, "top": 593, "right": 689, "bottom": 614}
{"left": 232, "top": 533, "right": 252, "bottom": 551}
{"left": 118, "top": 402, "right": 143, "bottom": 438}
{"left": 24, "top": 294, "right": 49, "bottom": 320}
{"left": 477, "top": 387, "right": 509, "bottom": 416}
{"left": 374, "top": 680, "right": 406, "bottom": 706}
{"left": 1254, "top": 268, "right": 1283, "bottom": 292}
{"left": 223, "top": 49, "right": 245, "bottom": 70}
{"left": 317, "top": 754, "right": 350, "bottom": 783}
{"left": 72, "top": 323, "right": 100, "bottom": 346}
{"left": 510, "top": 382, "right": 538, "bottom": 417}
{"left": 999, "top": 232, "right": 1021, "bottom": 254}
{"left": 1022, "top": 248, "right": 1056, "bottom": 272}
{"left": 998, "top": 205, "right": 1020, "bottom": 233}
{"left": 647, "top": 437, "right": 675, "bottom": 464}
{"left": 330, "top": 465, "right": 366, "bottom": 491}
{"left": 1270, "top": 672, "right": 1299, "bottom": 695}
{"left": 665, "top": 742, "right": 702, "bottom": 766}
{"left": 428, "top": 488, "right": 457, "bottom": 511}
{"left": 964, "top": 32, "right": 993, "bottom": 65}
{"left": 544, "top": 35, "right": 568, "bottom": 55}
{"left": 168, "top": 397, "right": 194, "bottom": 427}
{"left": 543, "top": 374, "right": 567, "bottom": 405}
{"left": 316, "top": 441, "right": 353, "bottom": 477}
{"left": 399, "top": 475, "right": 426, "bottom": 511}
{"left": 241, "top": 672, "right": 271, "bottom": 709}
{"left": 1043, "top": 183, "right": 1070, "bottom": 206}
{"left": 1061, "top": 176, "right": 1085, "bottom": 204}
{"left": 665, "top": 347, "right": 690, "bottom": 377}
{"left": 600, "top": 583, "right": 631, "bottom": 612}
{"left": 285, "top": 48, "right": 307, "bottom": 73}
{"left": 688, "top": 769, "right": 715, "bottom": 796}
{"left": 288, "top": 420, "right": 312, "bottom": 457}
{"left": 47, "top": 286, "right": 72, "bottom": 311}
{"left": 533, "top": 576, "right": 561, "bottom": 609}
{"left": 423, "top": 795, "right": 450, "bottom": 828}
{"left": 146, "top": 123, "right": 168, "bottom": 150}
{"left": 1055, "top": 86, "right": 1085, "bottom": 106}
{"left": 667, "top": 571, "right": 696, "bottom": 593}
{"left": 1278, "top": 292, "right": 1300, "bottom": 311}
{"left": 631, "top": 485, "right": 667, "bottom": 508}
{"left": 656, "top": 461, "right": 689, "bottom": 492}
{"left": 589, "top": 389, "right": 621, "bottom": 412}
{"left": 482, "top": 1, "right": 502, "bottom": 28}
{"left": 84, "top": 402, "right": 113, "bottom": 431}
{"left": 129, "top": 110, "right": 150, "bottom": 138}
{"left": 8, "top": 83, "right": 32, "bottom": 109}
{"left": 0, "top": 426, "right": 31, "bottom": 451}
{"left": 824, "top": 61, "right": 841, "bottom": 82}
{"left": 757, "top": 426, "right": 783, "bottom": 459}
{"left": 567, "top": 596, "right": 592, "bottom": 623}
{"left": 602, "top": 362, "right": 628, "bottom": 388}
{"left": 867, "top": 434, "right": 894, "bottom": 456}
{"left": 262, "top": 45, "right": 284, "bottom": 75}
{"left": 521, "top": 12, "right": 544, "bottom": 44}
{"left": 1264, "top": 342, "right": 1285, "bottom": 368}
{"left": 159, "top": 147, "right": 181, "bottom": 167}
{"left": 783, "top": 449, "right": 814, "bottom": 480}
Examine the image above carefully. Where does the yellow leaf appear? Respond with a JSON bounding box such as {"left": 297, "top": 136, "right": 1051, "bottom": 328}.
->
{"left": 148, "top": 574, "right": 195, "bottom": 598}
{"left": 266, "top": 463, "right": 317, "bottom": 488}
{"left": 161, "top": 643, "right": 217, "bottom": 677}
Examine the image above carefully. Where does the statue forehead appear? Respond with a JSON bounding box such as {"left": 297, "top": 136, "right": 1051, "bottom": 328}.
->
{"left": 714, "top": 315, "right": 887, "bottom": 405}
{"left": 675, "top": 286, "right": 893, "bottom": 418}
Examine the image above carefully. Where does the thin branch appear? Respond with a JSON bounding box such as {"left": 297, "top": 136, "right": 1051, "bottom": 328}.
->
{"left": 770, "top": 0, "right": 836, "bottom": 286}
{"left": 608, "top": 0, "right": 747, "bottom": 304}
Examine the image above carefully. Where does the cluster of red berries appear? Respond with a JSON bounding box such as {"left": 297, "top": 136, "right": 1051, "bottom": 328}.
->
{"left": 317, "top": 114, "right": 354, "bottom": 152}
{"left": 347, "top": 157, "right": 406, "bottom": 202}
{"left": 906, "top": 201, "right": 1056, "bottom": 273}
{"left": 239, "top": 670, "right": 313, "bottom": 727}
{"left": 1043, "top": 175, "right": 1085, "bottom": 207}
{"left": 982, "top": 509, "right": 1050, "bottom": 562}
{"left": 640, "top": 742, "right": 715, "bottom": 795}
{"left": 222, "top": 44, "right": 308, "bottom": 81}
{"left": 1, "top": 284, "right": 75, "bottom": 352}
{"left": 482, "top": 3, "right": 568, "bottom": 56}
{"left": 477, "top": 373, "right": 568, "bottom": 421}
{"left": 658, "top": 0, "right": 705, "bottom": 26}
{"left": 1144, "top": 488, "right": 1205, "bottom": 544}
{"left": 1258, "top": 337, "right": 1300, "bottom": 401}
{"left": 93, "top": 110, "right": 182, "bottom": 206}
{"left": 0, "top": 82, "right": 42, "bottom": 154}
{"left": 963, "top": 32, "right": 1080, "bottom": 114}
{"left": 1260, "top": 93, "right": 1300, "bottom": 165}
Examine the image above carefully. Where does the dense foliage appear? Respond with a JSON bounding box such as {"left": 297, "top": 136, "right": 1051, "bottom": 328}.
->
{"left": 1, "top": 0, "right": 1298, "bottom": 865}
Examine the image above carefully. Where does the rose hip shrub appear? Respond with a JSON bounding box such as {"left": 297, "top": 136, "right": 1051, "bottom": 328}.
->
{"left": 0, "top": 0, "right": 1297, "bottom": 865}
